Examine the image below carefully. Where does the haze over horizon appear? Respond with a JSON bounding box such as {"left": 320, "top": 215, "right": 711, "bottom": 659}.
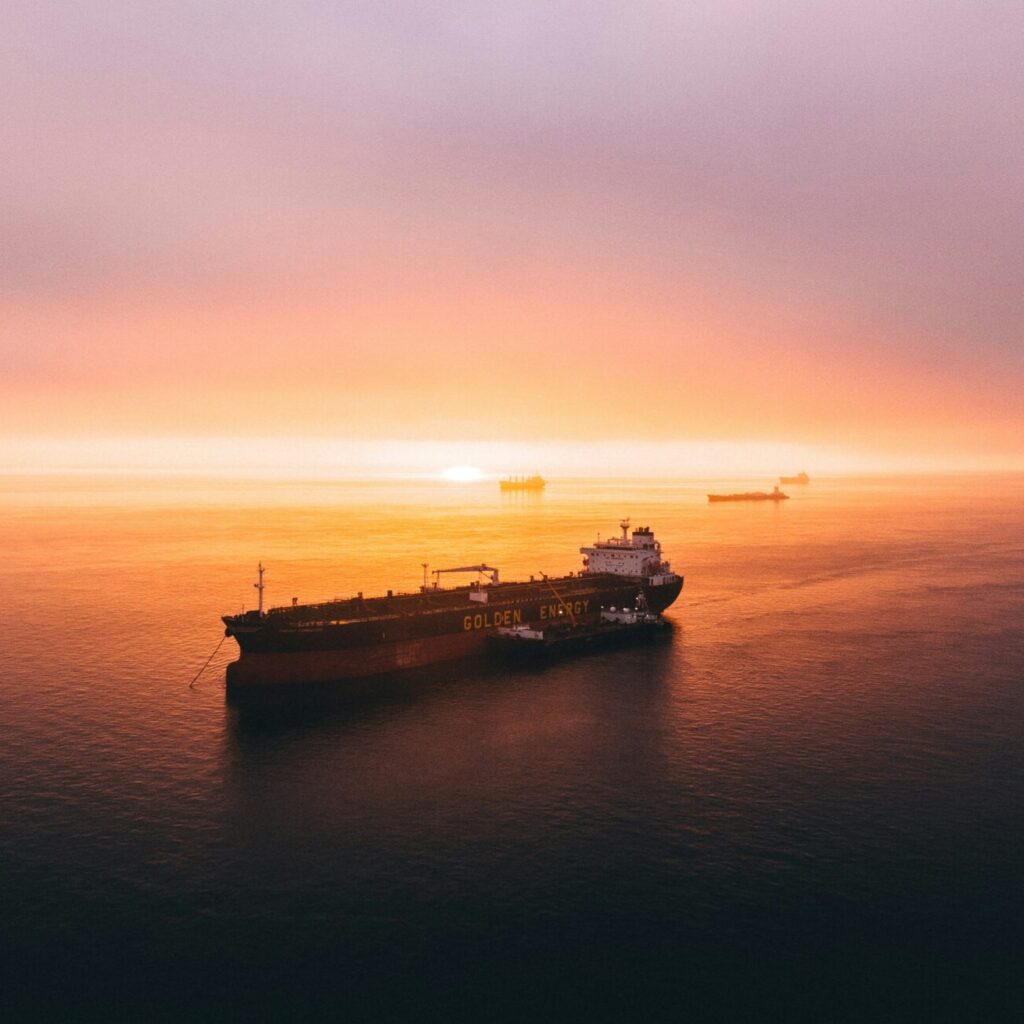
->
{"left": 4, "top": 1, "right": 1023, "bottom": 473}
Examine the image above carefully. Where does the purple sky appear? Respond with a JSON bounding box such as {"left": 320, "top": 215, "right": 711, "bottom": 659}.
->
{"left": 3, "top": 1, "right": 1023, "bottom": 464}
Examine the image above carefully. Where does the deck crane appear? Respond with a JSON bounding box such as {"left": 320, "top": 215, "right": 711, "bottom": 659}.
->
{"left": 431, "top": 565, "right": 501, "bottom": 587}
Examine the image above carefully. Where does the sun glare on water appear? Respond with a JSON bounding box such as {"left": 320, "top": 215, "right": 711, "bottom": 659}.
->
{"left": 441, "top": 465, "right": 484, "bottom": 483}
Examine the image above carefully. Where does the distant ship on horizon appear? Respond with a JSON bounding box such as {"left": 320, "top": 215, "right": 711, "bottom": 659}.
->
{"left": 779, "top": 471, "right": 810, "bottom": 484}
{"left": 708, "top": 485, "right": 790, "bottom": 503}
{"left": 500, "top": 474, "right": 546, "bottom": 491}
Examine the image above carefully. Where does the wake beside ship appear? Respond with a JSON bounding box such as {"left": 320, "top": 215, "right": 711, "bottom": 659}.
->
{"left": 222, "top": 520, "right": 682, "bottom": 688}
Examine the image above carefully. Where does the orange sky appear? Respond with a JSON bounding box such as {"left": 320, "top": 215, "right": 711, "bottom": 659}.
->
{"left": 3, "top": 2, "right": 1023, "bottom": 474}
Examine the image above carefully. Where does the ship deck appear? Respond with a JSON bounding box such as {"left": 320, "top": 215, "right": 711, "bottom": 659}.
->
{"left": 259, "top": 574, "right": 615, "bottom": 627}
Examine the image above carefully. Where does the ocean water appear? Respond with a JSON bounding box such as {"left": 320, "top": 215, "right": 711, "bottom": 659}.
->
{"left": 1, "top": 473, "right": 1023, "bottom": 1021}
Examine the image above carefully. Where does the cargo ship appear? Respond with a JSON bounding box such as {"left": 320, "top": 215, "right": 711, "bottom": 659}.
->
{"left": 779, "top": 472, "right": 810, "bottom": 485}
{"left": 499, "top": 474, "right": 545, "bottom": 491}
{"left": 708, "top": 485, "right": 789, "bottom": 503}
{"left": 223, "top": 520, "right": 682, "bottom": 688}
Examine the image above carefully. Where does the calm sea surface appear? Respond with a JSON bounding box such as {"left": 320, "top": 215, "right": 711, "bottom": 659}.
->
{"left": 1, "top": 474, "right": 1023, "bottom": 1021}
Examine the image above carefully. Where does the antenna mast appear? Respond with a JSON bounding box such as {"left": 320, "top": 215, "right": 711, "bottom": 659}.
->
{"left": 254, "top": 563, "right": 265, "bottom": 615}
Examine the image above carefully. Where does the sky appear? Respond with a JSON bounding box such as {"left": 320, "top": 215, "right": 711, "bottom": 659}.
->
{"left": 3, "top": 1, "right": 1023, "bottom": 474}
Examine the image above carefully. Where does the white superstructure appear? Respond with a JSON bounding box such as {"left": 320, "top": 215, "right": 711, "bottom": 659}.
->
{"left": 580, "top": 520, "right": 678, "bottom": 587}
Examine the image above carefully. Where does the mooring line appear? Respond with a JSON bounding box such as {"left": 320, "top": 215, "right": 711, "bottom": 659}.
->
{"left": 189, "top": 634, "right": 228, "bottom": 689}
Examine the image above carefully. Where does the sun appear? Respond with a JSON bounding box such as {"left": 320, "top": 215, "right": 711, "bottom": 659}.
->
{"left": 441, "top": 464, "right": 484, "bottom": 483}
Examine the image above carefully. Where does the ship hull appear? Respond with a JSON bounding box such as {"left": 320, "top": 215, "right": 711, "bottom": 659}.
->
{"left": 708, "top": 493, "right": 788, "bottom": 502}
{"left": 226, "top": 630, "right": 489, "bottom": 688}
{"left": 224, "top": 573, "right": 682, "bottom": 689}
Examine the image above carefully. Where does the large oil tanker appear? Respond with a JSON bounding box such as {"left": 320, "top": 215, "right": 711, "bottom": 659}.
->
{"left": 223, "top": 520, "right": 682, "bottom": 688}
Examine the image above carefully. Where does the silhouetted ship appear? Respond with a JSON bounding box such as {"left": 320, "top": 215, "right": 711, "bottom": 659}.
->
{"left": 222, "top": 520, "right": 683, "bottom": 688}
{"left": 779, "top": 472, "right": 810, "bottom": 484}
{"left": 500, "top": 474, "right": 545, "bottom": 491}
{"left": 708, "top": 485, "right": 790, "bottom": 503}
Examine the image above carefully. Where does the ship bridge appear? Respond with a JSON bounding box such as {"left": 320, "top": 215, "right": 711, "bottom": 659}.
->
{"left": 579, "top": 519, "right": 676, "bottom": 580}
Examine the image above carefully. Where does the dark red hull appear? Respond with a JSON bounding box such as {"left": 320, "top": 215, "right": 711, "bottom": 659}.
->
{"left": 226, "top": 630, "right": 489, "bottom": 688}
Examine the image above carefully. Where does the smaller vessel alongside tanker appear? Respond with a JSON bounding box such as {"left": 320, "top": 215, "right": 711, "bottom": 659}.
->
{"left": 489, "top": 593, "right": 667, "bottom": 660}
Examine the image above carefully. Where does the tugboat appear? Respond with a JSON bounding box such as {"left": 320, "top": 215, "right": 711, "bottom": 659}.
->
{"left": 707, "top": 485, "right": 790, "bottom": 503}
{"left": 222, "top": 520, "right": 682, "bottom": 688}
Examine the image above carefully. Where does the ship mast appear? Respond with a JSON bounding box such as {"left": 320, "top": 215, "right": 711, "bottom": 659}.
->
{"left": 254, "top": 563, "right": 265, "bottom": 616}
